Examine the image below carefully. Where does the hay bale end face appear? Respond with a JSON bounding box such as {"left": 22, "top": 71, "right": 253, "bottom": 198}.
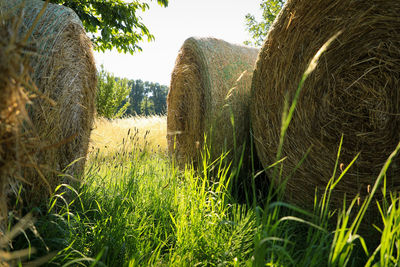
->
{"left": 167, "top": 37, "right": 259, "bottom": 167}
{"left": 251, "top": 0, "right": 400, "bottom": 211}
{"left": 1, "top": 0, "right": 97, "bottom": 205}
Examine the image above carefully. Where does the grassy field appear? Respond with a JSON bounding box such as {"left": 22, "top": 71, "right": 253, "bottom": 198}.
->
{"left": 89, "top": 116, "right": 168, "bottom": 155}
{"left": 8, "top": 114, "right": 400, "bottom": 266}
{"left": 8, "top": 47, "right": 400, "bottom": 265}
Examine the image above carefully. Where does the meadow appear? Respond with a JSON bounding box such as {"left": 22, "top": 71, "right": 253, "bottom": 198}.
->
{"left": 3, "top": 1, "right": 399, "bottom": 266}
{"left": 9, "top": 115, "right": 399, "bottom": 267}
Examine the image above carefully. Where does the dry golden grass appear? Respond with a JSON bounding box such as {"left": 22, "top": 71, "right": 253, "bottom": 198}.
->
{"left": 89, "top": 115, "right": 167, "bottom": 157}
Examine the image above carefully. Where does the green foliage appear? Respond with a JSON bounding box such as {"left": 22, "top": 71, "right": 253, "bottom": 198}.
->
{"left": 19, "top": 133, "right": 258, "bottom": 266}
{"left": 97, "top": 73, "right": 168, "bottom": 118}
{"left": 128, "top": 79, "right": 145, "bottom": 115}
{"left": 48, "top": 0, "right": 169, "bottom": 54}
{"left": 10, "top": 131, "right": 400, "bottom": 266}
{"left": 244, "top": 0, "right": 285, "bottom": 47}
{"left": 9, "top": 130, "right": 400, "bottom": 266}
{"left": 140, "top": 95, "right": 154, "bottom": 115}
{"left": 96, "top": 65, "right": 130, "bottom": 119}
{"left": 126, "top": 80, "right": 168, "bottom": 116}
{"left": 148, "top": 82, "right": 168, "bottom": 115}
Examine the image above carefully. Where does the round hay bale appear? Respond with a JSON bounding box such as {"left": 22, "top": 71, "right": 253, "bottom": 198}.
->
{"left": 0, "top": 17, "right": 21, "bottom": 232}
{"left": 251, "top": 0, "right": 400, "bottom": 212}
{"left": 167, "top": 37, "right": 259, "bottom": 167}
{"left": 0, "top": 8, "right": 34, "bottom": 232}
{"left": 1, "top": 0, "right": 97, "bottom": 204}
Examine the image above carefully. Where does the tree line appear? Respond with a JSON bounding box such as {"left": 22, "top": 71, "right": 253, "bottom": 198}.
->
{"left": 96, "top": 65, "right": 168, "bottom": 119}
{"left": 125, "top": 79, "right": 168, "bottom": 116}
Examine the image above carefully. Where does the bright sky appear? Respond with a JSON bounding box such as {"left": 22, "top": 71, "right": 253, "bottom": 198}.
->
{"left": 94, "top": 0, "right": 262, "bottom": 86}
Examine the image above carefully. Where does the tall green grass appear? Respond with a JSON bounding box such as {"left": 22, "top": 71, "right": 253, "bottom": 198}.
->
{"left": 40, "top": 138, "right": 258, "bottom": 266}
{"left": 7, "top": 124, "right": 399, "bottom": 266}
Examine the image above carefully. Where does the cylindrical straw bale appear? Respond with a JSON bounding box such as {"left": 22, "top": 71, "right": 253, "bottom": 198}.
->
{"left": 251, "top": 0, "right": 400, "bottom": 212}
{"left": 1, "top": 0, "right": 97, "bottom": 204}
{"left": 0, "top": 9, "right": 34, "bottom": 232}
{"left": 167, "top": 37, "right": 259, "bottom": 167}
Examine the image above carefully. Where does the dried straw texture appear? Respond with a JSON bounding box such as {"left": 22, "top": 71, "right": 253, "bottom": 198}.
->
{"left": 0, "top": 9, "right": 35, "bottom": 233}
{"left": 1, "top": 0, "right": 97, "bottom": 204}
{"left": 251, "top": 0, "right": 400, "bottom": 211}
{"left": 167, "top": 37, "right": 259, "bottom": 167}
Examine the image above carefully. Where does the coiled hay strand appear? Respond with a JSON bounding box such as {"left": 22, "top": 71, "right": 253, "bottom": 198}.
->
{"left": 167, "top": 37, "right": 259, "bottom": 167}
{"left": 1, "top": 0, "right": 97, "bottom": 204}
{"left": 251, "top": 0, "right": 400, "bottom": 212}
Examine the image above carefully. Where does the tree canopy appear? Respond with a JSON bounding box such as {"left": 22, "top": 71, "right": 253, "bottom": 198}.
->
{"left": 244, "top": 0, "right": 285, "bottom": 47}
{"left": 96, "top": 65, "right": 131, "bottom": 118}
{"left": 126, "top": 79, "right": 168, "bottom": 116}
{"left": 95, "top": 67, "right": 168, "bottom": 119}
{"left": 49, "top": 0, "right": 168, "bottom": 54}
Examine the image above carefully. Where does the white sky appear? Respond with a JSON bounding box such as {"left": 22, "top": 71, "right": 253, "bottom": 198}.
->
{"left": 94, "top": 0, "right": 262, "bottom": 86}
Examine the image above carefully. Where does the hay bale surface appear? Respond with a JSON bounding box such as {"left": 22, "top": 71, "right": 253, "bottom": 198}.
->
{"left": 0, "top": 8, "right": 34, "bottom": 232}
{"left": 167, "top": 37, "right": 258, "bottom": 167}
{"left": 251, "top": 0, "right": 400, "bottom": 211}
{"left": 0, "top": 0, "right": 97, "bottom": 205}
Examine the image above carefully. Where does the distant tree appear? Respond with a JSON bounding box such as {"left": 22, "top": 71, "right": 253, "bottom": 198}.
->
{"left": 96, "top": 65, "right": 130, "bottom": 118}
{"left": 101, "top": 76, "right": 168, "bottom": 117}
{"left": 49, "top": 0, "right": 168, "bottom": 54}
{"left": 244, "top": 0, "right": 285, "bottom": 47}
{"left": 127, "top": 79, "right": 146, "bottom": 115}
{"left": 141, "top": 96, "right": 154, "bottom": 116}
{"left": 149, "top": 83, "right": 168, "bottom": 115}
{"left": 140, "top": 81, "right": 152, "bottom": 115}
